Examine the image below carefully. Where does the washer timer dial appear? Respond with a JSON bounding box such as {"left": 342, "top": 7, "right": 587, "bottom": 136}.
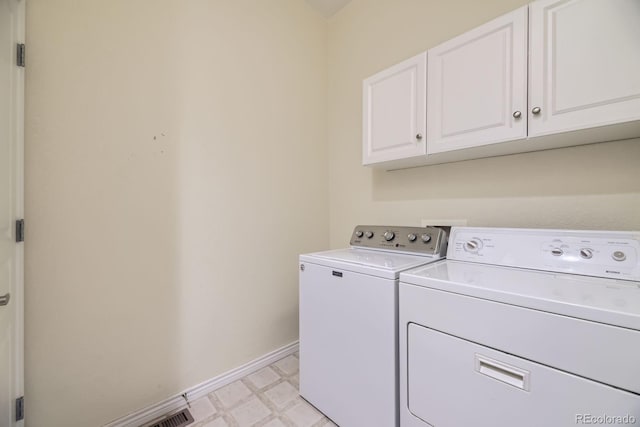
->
{"left": 579, "top": 248, "right": 593, "bottom": 259}
{"left": 464, "top": 239, "right": 482, "bottom": 252}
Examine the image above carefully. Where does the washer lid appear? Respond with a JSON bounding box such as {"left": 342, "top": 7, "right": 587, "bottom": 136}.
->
{"left": 401, "top": 260, "right": 640, "bottom": 330}
{"left": 301, "top": 248, "right": 442, "bottom": 279}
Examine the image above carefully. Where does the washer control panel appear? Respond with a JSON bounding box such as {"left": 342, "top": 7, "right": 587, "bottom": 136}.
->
{"left": 449, "top": 227, "right": 640, "bottom": 281}
{"left": 350, "top": 225, "right": 447, "bottom": 256}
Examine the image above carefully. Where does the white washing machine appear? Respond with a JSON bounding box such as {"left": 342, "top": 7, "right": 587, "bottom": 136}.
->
{"left": 399, "top": 227, "right": 640, "bottom": 427}
{"left": 299, "top": 225, "right": 448, "bottom": 427}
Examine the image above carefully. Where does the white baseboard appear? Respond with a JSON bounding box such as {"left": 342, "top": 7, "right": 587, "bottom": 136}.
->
{"left": 104, "top": 341, "right": 299, "bottom": 427}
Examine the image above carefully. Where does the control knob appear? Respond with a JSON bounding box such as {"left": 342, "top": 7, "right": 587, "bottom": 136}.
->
{"left": 355, "top": 230, "right": 364, "bottom": 238}
{"left": 551, "top": 248, "right": 563, "bottom": 257}
{"left": 579, "top": 248, "right": 593, "bottom": 259}
{"left": 612, "top": 251, "right": 626, "bottom": 262}
{"left": 421, "top": 234, "right": 431, "bottom": 243}
{"left": 365, "top": 231, "right": 374, "bottom": 239}
{"left": 464, "top": 240, "right": 480, "bottom": 252}
{"left": 383, "top": 231, "right": 395, "bottom": 241}
{"left": 407, "top": 233, "right": 417, "bottom": 242}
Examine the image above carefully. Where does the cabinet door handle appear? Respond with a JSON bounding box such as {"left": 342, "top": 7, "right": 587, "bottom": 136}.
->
{"left": 531, "top": 107, "right": 541, "bottom": 115}
{"left": 0, "top": 293, "right": 10, "bottom": 307}
{"left": 512, "top": 111, "right": 522, "bottom": 119}
{"left": 416, "top": 133, "right": 423, "bottom": 140}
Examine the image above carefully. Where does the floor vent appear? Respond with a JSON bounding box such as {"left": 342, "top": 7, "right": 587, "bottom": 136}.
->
{"left": 146, "top": 409, "right": 194, "bottom": 427}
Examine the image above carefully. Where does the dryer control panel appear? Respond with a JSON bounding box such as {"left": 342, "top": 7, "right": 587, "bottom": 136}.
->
{"left": 448, "top": 227, "right": 640, "bottom": 281}
{"left": 351, "top": 225, "right": 447, "bottom": 257}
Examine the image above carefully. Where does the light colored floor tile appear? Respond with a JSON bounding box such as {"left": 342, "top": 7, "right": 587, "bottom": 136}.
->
{"left": 284, "top": 401, "right": 325, "bottom": 427}
{"left": 189, "top": 396, "right": 217, "bottom": 421}
{"left": 263, "top": 381, "right": 298, "bottom": 409}
{"left": 247, "top": 366, "right": 281, "bottom": 389}
{"left": 214, "top": 380, "right": 252, "bottom": 408}
{"left": 201, "top": 352, "right": 330, "bottom": 427}
{"left": 273, "top": 355, "right": 298, "bottom": 375}
{"left": 230, "top": 396, "right": 271, "bottom": 426}
{"left": 261, "top": 418, "right": 287, "bottom": 427}
{"left": 203, "top": 417, "right": 230, "bottom": 427}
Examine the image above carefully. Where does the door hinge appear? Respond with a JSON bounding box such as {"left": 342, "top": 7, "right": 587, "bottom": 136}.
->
{"left": 16, "top": 219, "right": 24, "bottom": 242}
{"left": 16, "top": 396, "right": 24, "bottom": 421}
{"left": 17, "top": 43, "right": 25, "bottom": 67}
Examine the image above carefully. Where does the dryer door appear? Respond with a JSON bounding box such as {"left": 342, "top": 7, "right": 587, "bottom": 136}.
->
{"left": 405, "top": 324, "right": 640, "bottom": 427}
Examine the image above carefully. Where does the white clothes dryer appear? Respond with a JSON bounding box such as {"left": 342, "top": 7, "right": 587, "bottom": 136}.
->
{"left": 299, "top": 225, "right": 448, "bottom": 427}
{"left": 399, "top": 227, "right": 640, "bottom": 427}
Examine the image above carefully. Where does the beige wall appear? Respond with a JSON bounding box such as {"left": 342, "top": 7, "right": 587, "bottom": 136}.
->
{"left": 23, "top": 0, "right": 640, "bottom": 425}
{"left": 24, "top": 1, "right": 327, "bottom": 425}
{"left": 327, "top": 0, "right": 640, "bottom": 248}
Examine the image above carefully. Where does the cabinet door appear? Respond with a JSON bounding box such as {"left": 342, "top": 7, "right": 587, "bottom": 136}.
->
{"left": 362, "top": 52, "right": 426, "bottom": 165}
{"left": 529, "top": 0, "right": 640, "bottom": 137}
{"left": 427, "top": 6, "right": 528, "bottom": 154}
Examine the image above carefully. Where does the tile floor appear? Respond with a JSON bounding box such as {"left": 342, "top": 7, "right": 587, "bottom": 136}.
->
{"left": 180, "top": 352, "right": 336, "bottom": 427}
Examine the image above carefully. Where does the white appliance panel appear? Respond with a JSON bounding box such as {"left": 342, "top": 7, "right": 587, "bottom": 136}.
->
{"left": 301, "top": 248, "right": 438, "bottom": 279}
{"left": 400, "top": 227, "right": 640, "bottom": 427}
{"left": 405, "top": 324, "right": 640, "bottom": 427}
{"left": 299, "top": 225, "right": 447, "bottom": 427}
{"left": 401, "top": 260, "right": 640, "bottom": 330}
{"left": 299, "top": 262, "right": 397, "bottom": 427}
{"left": 447, "top": 227, "right": 640, "bottom": 280}
{"left": 399, "top": 283, "right": 640, "bottom": 395}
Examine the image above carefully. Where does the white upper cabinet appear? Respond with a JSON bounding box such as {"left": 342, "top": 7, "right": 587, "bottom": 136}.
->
{"left": 362, "top": 0, "right": 640, "bottom": 169}
{"left": 427, "top": 6, "right": 528, "bottom": 154}
{"left": 528, "top": 0, "right": 640, "bottom": 137}
{"left": 362, "top": 52, "right": 427, "bottom": 165}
